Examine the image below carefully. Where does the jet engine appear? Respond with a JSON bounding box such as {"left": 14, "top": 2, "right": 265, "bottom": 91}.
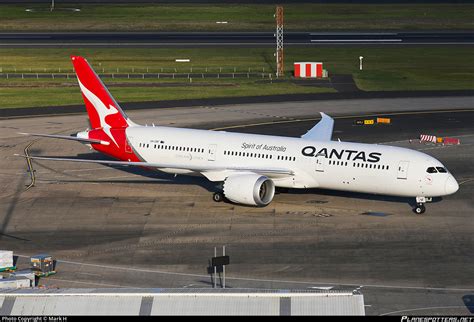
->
{"left": 223, "top": 174, "right": 275, "bottom": 206}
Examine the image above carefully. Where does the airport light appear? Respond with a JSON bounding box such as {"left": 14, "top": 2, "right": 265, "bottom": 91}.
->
{"left": 359, "top": 56, "right": 364, "bottom": 71}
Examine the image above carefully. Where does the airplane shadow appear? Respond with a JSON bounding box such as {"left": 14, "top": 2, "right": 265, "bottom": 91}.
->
{"left": 463, "top": 295, "right": 474, "bottom": 314}
{"left": 40, "top": 152, "right": 216, "bottom": 192}
{"left": 285, "top": 187, "right": 443, "bottom": 209}
{"left": 38, "top": 152, "right": 443, "bottom": 210}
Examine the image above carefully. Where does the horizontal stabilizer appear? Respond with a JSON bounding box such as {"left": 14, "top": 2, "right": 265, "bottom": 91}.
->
{"left": 18, "top": 132, "right": 109, "bottom": 145}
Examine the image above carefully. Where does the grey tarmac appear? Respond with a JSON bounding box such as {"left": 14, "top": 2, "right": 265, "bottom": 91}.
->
{"left": 0, "top": 95, "right": 473, "bottom": 315}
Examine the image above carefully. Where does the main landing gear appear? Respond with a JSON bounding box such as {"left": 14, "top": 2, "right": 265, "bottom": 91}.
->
{"left": 213, "top": 192, "right": 225, "bottom": 203}
{"left": 413, "top": 196, "right": 431, "bottom": 214}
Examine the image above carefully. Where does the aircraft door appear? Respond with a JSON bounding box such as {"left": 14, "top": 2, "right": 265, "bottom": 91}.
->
{"left": 397, "top": 161, "right": 410, "bottom": 179}
{"left": 208, "top": 144, "right": 217, "bottom": 161}
{"left": 315, "top": 156, "right": 326, "bottom": 172}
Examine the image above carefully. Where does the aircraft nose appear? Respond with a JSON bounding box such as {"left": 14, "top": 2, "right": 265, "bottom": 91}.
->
{"left": 445, "top": 175, "right": 459, "bottom": 195}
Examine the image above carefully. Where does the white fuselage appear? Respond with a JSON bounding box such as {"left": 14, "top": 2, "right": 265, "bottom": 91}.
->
{"left": 125, "top": 126, "right": 458, "bottom": 198}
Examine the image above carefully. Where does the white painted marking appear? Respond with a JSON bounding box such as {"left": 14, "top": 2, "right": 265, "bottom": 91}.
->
{"left": 311, "top": 39, "right": 402, "bottom": 42}
{"left": 13, "top": 254, "right": 474, "bottom": 292}
{"left": 3, "top": 42, "right": 474, "bottom": 46}
{"left": 310, "top": 33, "right": 398, "bottom": 36}
{"left": 380, "top": 306, "right": 470, "bottom": 316}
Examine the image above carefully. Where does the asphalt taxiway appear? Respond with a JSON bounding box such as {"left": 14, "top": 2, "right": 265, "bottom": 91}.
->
{"left": 1, "top": 32, "right": 473, "bottom": 48}
{"left": 0, "top": 95, "right": 473, "bottom": 315}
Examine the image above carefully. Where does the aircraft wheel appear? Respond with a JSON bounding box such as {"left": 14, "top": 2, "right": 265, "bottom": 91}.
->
{"left": 414, "top": 204, "right": 426, "bottom": 214}
{"left": 213, "top": 192, "right": 224, "bottom": 203}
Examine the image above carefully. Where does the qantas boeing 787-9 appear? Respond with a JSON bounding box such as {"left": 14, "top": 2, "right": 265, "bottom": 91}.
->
{"left": 18, "top": 56, "right": 459, "bottom": 214}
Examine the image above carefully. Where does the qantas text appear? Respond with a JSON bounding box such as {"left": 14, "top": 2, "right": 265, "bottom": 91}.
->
{"left": 302, "top": 146, "right": 382, "bottom": 163}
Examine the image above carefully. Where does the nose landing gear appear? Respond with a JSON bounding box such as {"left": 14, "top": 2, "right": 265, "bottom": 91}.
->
{"left": 413, "top": 196, "right": 430, "bottom": 214}
{"left": 414, "top": 203, "right": 426, "bottom": 214}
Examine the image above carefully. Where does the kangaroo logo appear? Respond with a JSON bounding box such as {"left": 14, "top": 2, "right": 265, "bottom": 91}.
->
{"left": 78, "top": 79, "right": 120, "bottom": 147}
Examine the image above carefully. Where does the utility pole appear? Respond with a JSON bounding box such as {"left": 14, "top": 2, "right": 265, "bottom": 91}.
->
{"left": 275, "top": 6, "right": 284, "bottom": 78}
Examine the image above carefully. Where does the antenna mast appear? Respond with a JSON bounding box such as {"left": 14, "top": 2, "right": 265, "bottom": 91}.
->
{"left": 275, "top": 5, "right": 284, "bottom": 77}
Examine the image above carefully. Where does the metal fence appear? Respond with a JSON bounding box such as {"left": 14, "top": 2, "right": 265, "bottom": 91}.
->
{"left": 0, "top": 66, "right": 268, "bottom": 74}
{"left": 0, "top": 72, "right": 275, "bottom": 80}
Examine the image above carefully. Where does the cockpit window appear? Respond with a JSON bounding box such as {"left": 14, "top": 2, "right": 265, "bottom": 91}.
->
{"left": 436, "top": 167, "right": 447, "bottom": 173}
{"left": 426, "top": 167, "right": 438, "bottom": 173}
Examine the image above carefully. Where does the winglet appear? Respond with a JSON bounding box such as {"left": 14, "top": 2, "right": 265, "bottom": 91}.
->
{"left": 301, "top": 112, "right": 334, "bottom": 141}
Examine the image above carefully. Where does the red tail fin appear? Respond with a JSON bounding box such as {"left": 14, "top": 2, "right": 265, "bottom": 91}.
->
{"left": 71, "top": 55, "right": 130, "bottom": 130}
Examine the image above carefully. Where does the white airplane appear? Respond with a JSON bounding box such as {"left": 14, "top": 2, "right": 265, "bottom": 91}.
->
{"left": 19, "top": 56, "right": 459, "bottom": 214}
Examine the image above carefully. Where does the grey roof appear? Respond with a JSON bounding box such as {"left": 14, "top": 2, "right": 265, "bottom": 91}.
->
{"left": 0, "top": 287, "right": 358, "bottom": 295}
{"left": 0, "top": 288, "right": 365, "bottom": 316}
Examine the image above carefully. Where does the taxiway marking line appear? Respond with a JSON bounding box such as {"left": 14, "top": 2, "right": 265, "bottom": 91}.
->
{"left": 47, "top": 277, "right": 126, "bottom": 288}
{"left": 24, "top": 140, "right": 37, "bottom": 191}
{"left": 380, "top": 306, "right": 470, "bottom": 316}
{"left": 459, "top": 178, "right": 474, "bottom": 185}
{"left": 311, "top": 39, "right": 402, "bottom": 42}
{"left": 210, "top": 109, "right": 474, "bottom": 131}
{"left": 14, "top": 254, "right": 474, "bottom": 293}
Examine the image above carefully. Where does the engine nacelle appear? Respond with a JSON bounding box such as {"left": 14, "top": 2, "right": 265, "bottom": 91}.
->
{"left": 223, "top": 174, "right": 275, "bottom": 206}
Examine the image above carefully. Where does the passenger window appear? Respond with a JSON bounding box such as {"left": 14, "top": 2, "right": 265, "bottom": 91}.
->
{"left": 436, "top": 167, "right": 447, "bottom": 173}
{"left": 427, "top": 167, "right": 438, "bottom": 173}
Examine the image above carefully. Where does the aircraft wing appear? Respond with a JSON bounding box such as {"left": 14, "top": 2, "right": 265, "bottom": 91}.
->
{"left": 301, "top": 112, "right": 334, "bottom": 141}
{"left": 15, "top": 155, "right": 294, "bottom": 181}
{"left": 18, "top": 132, "right": 110, "bottom": 145}
{"left": 201, "top": 168, "right": 293, "bottom": 181}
